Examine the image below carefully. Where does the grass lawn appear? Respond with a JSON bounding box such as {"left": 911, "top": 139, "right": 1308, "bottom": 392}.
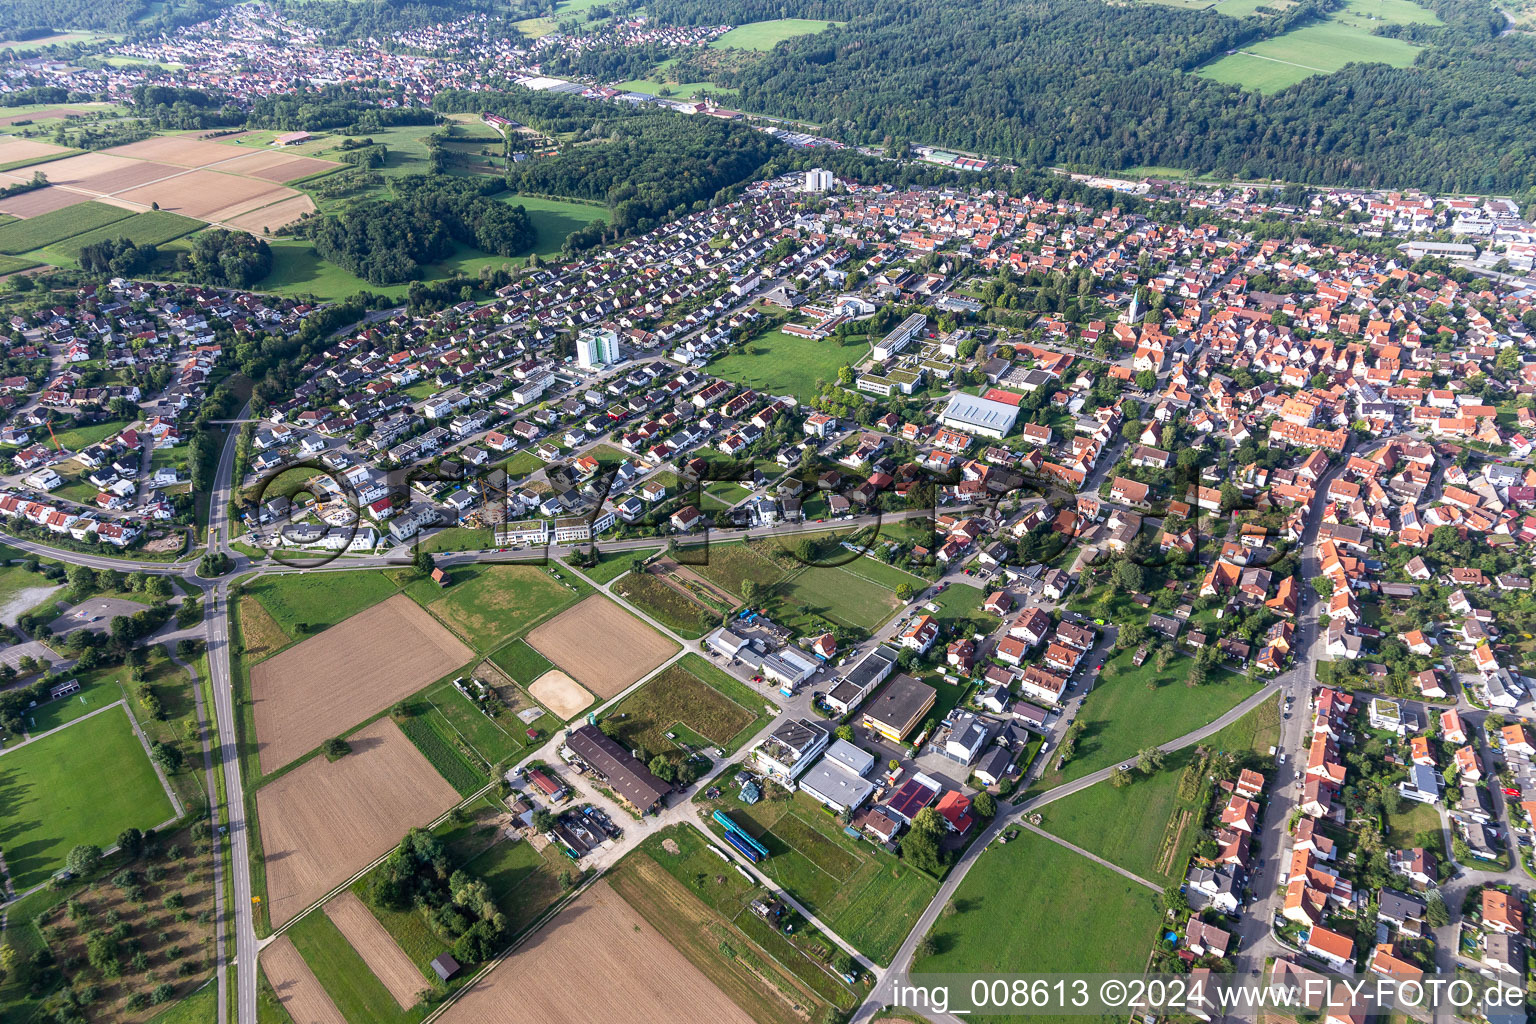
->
{"left": 499, "top": 193, "right": 606, "bottom": 256}
{"left": 566, "top": 545, "right": 658, "bottom": 585}
{"left": 919, "top": 584, "right": 997, "bottom": 637}
{"left": 710, "top": 18, "right": 839, "bottom": 49}
{"left": 260, "top": 238, "right": 410, "bottom": 302}
{"left": 1028, "top": 648, "right": 1264, "bottom": 793}
{"left": 47, "top": 415, "right": 129, "bottom": 450}
{"left": 487, "top": 638, "right": 553, "bottom": 685}
{"left": 1386, "top": 798, "right": 1446, "bottom": 858}
{"left": 709, "top": 329, "right": 869, "bottom": 404}
{"left": 287, "top": 907, "right": 423, "bottom": 1023}
{"left": 915, "top": 829, "right": 1160, "bottom": 1020}
{"left": 0, "top": 705, "right": 174, "bottom": 889}
{"left": 463, "top": 835, "right": 565, "bottom": 934}
{"left": 603, "top": 655, "right": 770, "bottom": 765}
{"left": 612, "top": 78, "right": 736, "bottom": 99}
{"left": 244, "top": 569, "right": 400, "bottom": 638}
{"left": 699, "top": 788, "right": 938, "bottom": 965}
{"left": 1039, "top": 701, "right": 1281, "bottom": 883}
{"left": 1213, "top": 0, "right": 1296, "bottom": 13}
{"left": 21, "top": 675, "right": 119, "bottom": 734}
{"left": 1195, "top": 0, "right": 1433, "bottom": 91}
{"left": 146, "top": 979, "right": 218, "bottom": 1023}
{"left": 416, "top": 563, "right": 587, "bottom": 653}
{"left": 0, "top": 201, "right": 134, "bottom": 254}
{"left": 774, "top": 561, "right": 907, "bottom": 635}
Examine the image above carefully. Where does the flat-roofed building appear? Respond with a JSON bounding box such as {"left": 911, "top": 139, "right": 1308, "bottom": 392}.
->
{"left": 939, "top": 393, "right": 1020, "bottom": 439}
{"left": 861, "top": 673, "right": 937, "bottom": 742}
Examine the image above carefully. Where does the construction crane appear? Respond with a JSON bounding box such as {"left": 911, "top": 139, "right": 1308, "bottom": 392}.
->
{"left": 43, "top": 418, "right": 61, "bottom": 452}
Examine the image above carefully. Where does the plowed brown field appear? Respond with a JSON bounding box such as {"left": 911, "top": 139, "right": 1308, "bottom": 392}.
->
{"left": 526, "top": 596, "right": 677, "bottom": 698}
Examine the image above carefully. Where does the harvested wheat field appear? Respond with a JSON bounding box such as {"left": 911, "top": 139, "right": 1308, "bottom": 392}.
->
{"left": 67, "top": 160, "right": 183, "bottom": 195}
{"left": 257, "top": 717, "right": 459, "bottom": 928}
{"left": 262, "top": 936, "right": 348, "bottom": 1024}
{"left": 106, "top": 134, "right": 253, "bottom": 168}
{"left": 325, "top": 891, "right": 428, "bottom": 1009}
{"left": 439, "top": 881, "right": 754, "bottom": 1024}
{"left": 0, "top": 185, "right": 89, "bottom": 218}
{"left": 29, "top": 152, "right": 150, "bottom": 188}
{"left": 251, "top": 593, "right": 473, "bottom": 770}
{"left": 528, "top": 669, "right": 593, "bottom": 719}
{"left": 0, "top": 137, "right": 71, "bottom": 164}
{"left": 526, "top": 596, "right": 677, "bottom": 699}
{"left": 225, "top": 194, "right": 316, "bottom": 234}
{"left": 115, "top": 170, "right": 288, "bottom": 221}
{"left": 0, "top": 107, "right": 92, "bottom": 125}
{"left": 216, "top": 149, "right": 341, "bottom": 182}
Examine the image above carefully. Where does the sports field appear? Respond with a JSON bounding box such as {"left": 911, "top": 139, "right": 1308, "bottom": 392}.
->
{"left": 0, "top": 705, "right": 175, "bottom": 889}
{"left": 1197, "top": 0, "right": 1436, "bottom": 91}
{"left": 700, "top": 789, "right": 937, "bottom": 965}
{"left": 0, "top": 201, "right": 133, "bottom": 254}
{"left": 710, "top": 18, "right": 838, "bottom": 50}
{"left": 915, "top": 830, "right": 1160, "bottom": 1017}
{"left": 709, "top": 328, "right": 868, "bottom": 404}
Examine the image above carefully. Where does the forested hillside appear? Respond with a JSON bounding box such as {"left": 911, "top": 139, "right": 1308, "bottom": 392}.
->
{"left": 650, "top": 0, "right": 1536, "bottom": 192}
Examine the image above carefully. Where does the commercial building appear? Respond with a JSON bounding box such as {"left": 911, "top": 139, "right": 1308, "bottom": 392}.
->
{"left": 939, "top": 392, "right": 1020, "bottom": 439}
{"left": 826, "top": 644, "right": 899, "bottom": 713}
{"left": 861, "top": 673, "right": 937, "bottom": 742}
{"left": 754, "top": 718, "right": 832, "bottom": 783}
{"left": 564, "top": 724, "right": 670, "bottom": 814}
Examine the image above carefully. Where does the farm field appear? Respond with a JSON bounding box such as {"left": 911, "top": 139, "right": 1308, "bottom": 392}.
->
{"left": 44, "top": 209, "right": 201, "bottom": 258}
{"left": 325, "top": 892, "right": 428, "bottom": 1009}
{"left": 288, "top": 905, "right": 422, "bottom": 1024}
{"left": 261, "top": 936, "right": 347, "bottom": 1024}
{"left": 1027, "top": 649, "right": 1264, "bottom": 793}
{"left": 0, "top": 704, "right": 175, "bottom": 890}
{"left": 700, "top": 788, "right": 938, "bottom": 965}
{"left": 419, "top": 675, "right": 555, "bottom": 767}
{"left": 709, "top": 328, "right": 868, "bottom": 404}
{"left": 242, "top": 569, "right": 401, "bottom": 643}
{"left": 0, "top": 137, "right": 71, "bottom": 164}
{"left": 613, "top": 77, "right": 736, "bottom": 99}
{"left": 1038, "top": 702, "right": 1280, "bottom": 882}
{"left": 0, "top": 184, "right": 91, "bottom": 219}
{"left": 526, "top": 595, "right": 679, "bottom": 698}
{"left": 255, "top": 717, "right": 460, "bottom": 928}
{"left": 436, "top": 881, "right": 755, "bottom": 1024}
{"left": 710, "top": 18, "right": 839, "bottom": 49}
{"left": 463, "top": 834, "right": 567, "bottom": 934}
{"left": 0, "top": 200, "right": 133, "bottom": 254}
{"left": 415, "top": 563, "right": 587, "bottom": 653}
{"left": 1196, "top": 0, "right": 1436, "bottom": 91}
{"left": 915, "top": 829, "right": 1160, "bottom": 1022}
{"left": 617, "top": 825, "right": 859, "bottom": 1019}
{"left": 602, "top": 655, "right": 770, "bottom": 767}
{"left": 250, "top": 593, "right": 473, "bottom": 771}
{"left": 610, "top": 569, "right": 717, "bottom": 638}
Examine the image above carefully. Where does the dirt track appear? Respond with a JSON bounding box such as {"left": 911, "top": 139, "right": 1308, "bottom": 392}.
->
{"left": 261, "top": 936, "right": 347, "bottom": 1024}
{"left": 528, "top": 669, "right": 593, "bottom": 719}
{"left": 325, "top": 891, "right": 428, "bottom": 1008}
{"left": 437, "top": 881, "right": 754, "bottom": 1024}
{"left": 251, "top": 593, "right": 472, "bottom": 771}
{"left": 256, "top": 718, "right": 459, "bottom": 928}
{"left": 527, "top": 596, "right": 677, "bottom": 698}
